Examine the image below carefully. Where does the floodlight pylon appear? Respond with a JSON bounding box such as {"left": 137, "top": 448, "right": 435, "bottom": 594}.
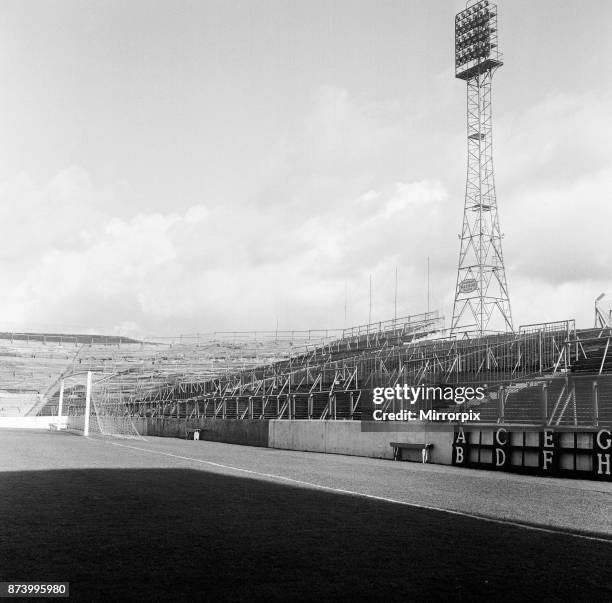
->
{"left": 451, "top": 0, "right": 513, "bottom": 336}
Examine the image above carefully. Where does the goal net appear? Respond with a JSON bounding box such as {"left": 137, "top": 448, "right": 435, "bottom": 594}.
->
{"left": 62, "top": 372, "right": 144, "bottom": 440}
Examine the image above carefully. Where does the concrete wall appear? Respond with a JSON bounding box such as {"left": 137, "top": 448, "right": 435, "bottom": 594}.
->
{"left": 268, "top": 420, "right": 454, "bottom": 464}
{"left": 0, "top": 416, "right": 67, "bottom": 429}
{"left": 134, "top": 418, "right": 269, "bottom": 448}
{"left": 131, "top": 418, "right": 453, "bottom": 464}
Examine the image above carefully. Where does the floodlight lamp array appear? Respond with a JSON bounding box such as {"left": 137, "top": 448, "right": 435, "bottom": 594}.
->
{"left": 455, "top": 0, "right": 501, "bottom": 79}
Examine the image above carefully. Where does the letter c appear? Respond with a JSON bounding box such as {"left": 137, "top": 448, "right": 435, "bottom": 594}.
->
{"left": 495, "top": 428, "right": 507, "bottom": 446}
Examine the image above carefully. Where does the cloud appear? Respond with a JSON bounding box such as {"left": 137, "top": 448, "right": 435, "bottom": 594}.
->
{"left": 256, "top": 85, "right": 409, "bottom": 213}
{"left": 0, "top": 159, "right": 454, "bottom": 336}
{"left": 505, "top": 167, "right": 612, "bottom": 285}
{"left": 1, "top": 86, "right": 610, "bottom": 336}
{"left": 490, "top": 90, "right": 612, "bottom": 326}
{"left": 0, "top": 167, "right": 102, "bottom": 262}
{"left": 497, "top": 91, "right": 612, "bottom": 191}
{"left": 304, "top": 86, "right": 400, "bottom": 166}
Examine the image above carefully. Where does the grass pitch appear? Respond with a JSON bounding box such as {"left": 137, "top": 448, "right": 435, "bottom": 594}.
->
{"left": 0, "top": 429, "right": 610, "bottom": 601}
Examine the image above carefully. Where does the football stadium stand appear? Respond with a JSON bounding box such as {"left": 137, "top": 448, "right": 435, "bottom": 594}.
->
{"left": 17, "top": 313, "right": 608, "bottom": 430}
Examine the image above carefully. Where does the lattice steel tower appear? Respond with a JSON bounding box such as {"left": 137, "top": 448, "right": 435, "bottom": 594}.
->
{"left": 451, "top": 0, "right": 513, "bottom": 335}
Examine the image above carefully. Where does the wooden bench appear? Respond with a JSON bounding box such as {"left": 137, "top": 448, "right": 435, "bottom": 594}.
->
{"left": 185, "top": 428, "right": 201, "bottom": 440}
{"left": 390, "top": 442, "right": 433, "bottom": 463}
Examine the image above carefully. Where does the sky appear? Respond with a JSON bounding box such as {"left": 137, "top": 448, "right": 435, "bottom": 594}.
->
{"left": 0, "top": 0, "right": 611, "bottom": 337}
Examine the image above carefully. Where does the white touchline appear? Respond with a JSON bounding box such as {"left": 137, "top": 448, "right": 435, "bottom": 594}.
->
{"left": 108, "top": 441, "right": 612, "bottom": 545}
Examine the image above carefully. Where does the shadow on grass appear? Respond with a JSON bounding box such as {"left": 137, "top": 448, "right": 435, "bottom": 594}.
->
{"left": 0, "top": 467, "right": 610, "bottom": 602}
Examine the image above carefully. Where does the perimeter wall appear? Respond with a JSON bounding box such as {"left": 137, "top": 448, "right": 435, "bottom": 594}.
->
{"left": 132, "top": 418, "right": 453, "bottom": 463}
{"left": 1, "top": 417, "right": 609, "bottom": 480}
{"left": 131, "top": 419, "right": 610, "bottom": 480}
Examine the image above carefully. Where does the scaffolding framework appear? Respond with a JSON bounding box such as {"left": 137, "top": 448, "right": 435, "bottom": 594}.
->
{"left": 21, "top": 312, "right": 611, "bottom": 429}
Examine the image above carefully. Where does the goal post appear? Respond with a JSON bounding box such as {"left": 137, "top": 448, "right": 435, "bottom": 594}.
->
{"left": 84, "top": 371, "right": 92, "bottom": 437}
{"left": 63, "top": 371, "right": 144, "bottom": 440}
{"left": 57, "top": 379, "right": 64, "bottom": 418}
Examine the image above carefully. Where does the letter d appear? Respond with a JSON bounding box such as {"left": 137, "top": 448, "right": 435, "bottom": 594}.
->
{"left": 495, "top": 448, "right": 506, "bottom": 467}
